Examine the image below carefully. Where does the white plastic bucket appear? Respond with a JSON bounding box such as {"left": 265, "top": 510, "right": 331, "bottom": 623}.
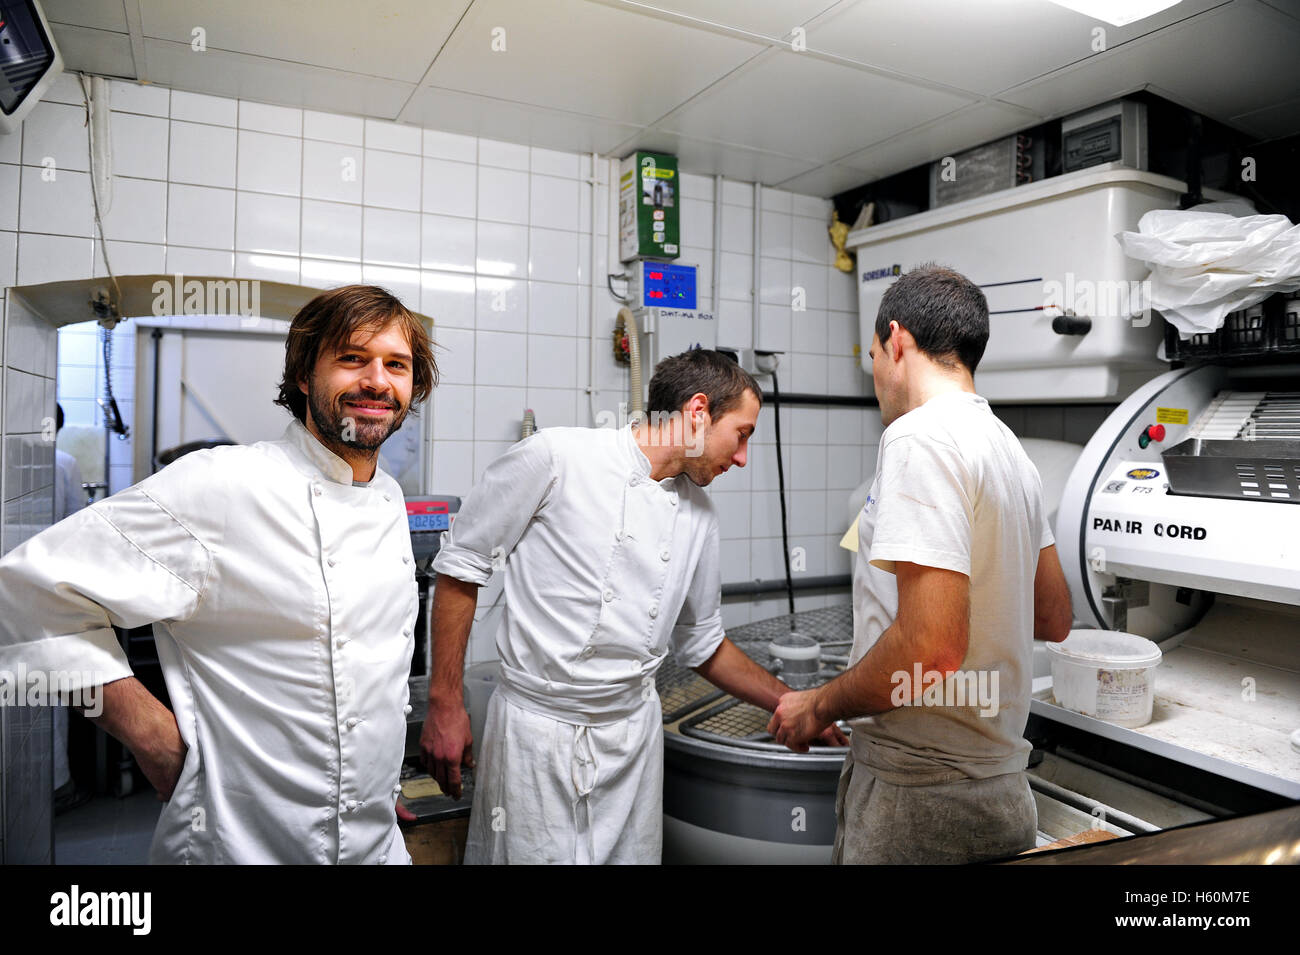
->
{"left": 1047, "top": 629, "right": 1162, "bottom": 728}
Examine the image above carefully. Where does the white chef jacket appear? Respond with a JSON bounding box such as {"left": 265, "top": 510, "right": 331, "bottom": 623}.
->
{"left": 433, "top": 424, "right": 726, "bottom": 863}
{"left": 0, "top": 419, "right": 418, "bottom": 864}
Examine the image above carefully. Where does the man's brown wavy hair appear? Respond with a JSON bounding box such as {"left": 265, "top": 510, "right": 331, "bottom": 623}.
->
{"left": 275, "top": 285, "right": 438, "bottom": 422}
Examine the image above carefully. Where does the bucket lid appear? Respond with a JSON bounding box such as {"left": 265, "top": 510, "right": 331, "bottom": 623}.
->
{"left": 1046, "top": 629, "right": 1162, "bottom": 666}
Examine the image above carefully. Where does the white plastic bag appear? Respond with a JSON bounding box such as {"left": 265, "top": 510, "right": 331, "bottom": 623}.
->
{"left": 1116, "top": 201, "right": 1300, "bottom": 338}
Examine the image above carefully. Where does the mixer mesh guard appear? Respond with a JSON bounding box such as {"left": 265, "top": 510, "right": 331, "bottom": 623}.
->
{"left": 657, "top": 605, "right": 855, "bottom": 747}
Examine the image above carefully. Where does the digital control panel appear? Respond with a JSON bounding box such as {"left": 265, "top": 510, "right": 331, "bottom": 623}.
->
{"left": 639, "top": 261, "right": 697, "bottom": 311}
{"left": 406, "top": 498, "right": 453, "bottom": 534}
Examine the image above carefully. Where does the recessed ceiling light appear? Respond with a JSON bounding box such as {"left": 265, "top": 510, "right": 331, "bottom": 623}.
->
{"left": 1046, "top": 0, "right": 1183, "bottom": 27}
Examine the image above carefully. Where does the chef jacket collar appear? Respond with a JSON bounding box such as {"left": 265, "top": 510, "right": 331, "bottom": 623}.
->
{"left": 283, "top": 417, "right": 361, "bottom": 486}
{"left": 622, "top": 423, "right": 679, "bottom": 490}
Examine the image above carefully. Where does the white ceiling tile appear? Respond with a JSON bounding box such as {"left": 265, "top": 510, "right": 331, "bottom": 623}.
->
{"left": 42, "top": 0, "right": 129, "bottom": 33}
{"left": 660, "top": 53, "right": 973, "bottom": 162}
{"left": 1229, "top": 94, "right": 1300, "bottom": 140}
{"left": 618, "top": 130, "right": 818, "bottom": 185}
{"left": 808, "top": 0, "right": 1228, "bottom": 97}
{"left": 137, "top": 0, "right": 464, "bottom": 84}
{"left": 773, "top": 164, "right": 876, "bottom": 198}
{"left": 141, "top": 39, "right": 416, "bottom": 118}
{"left": 49, "top": 24, "right": 137, "bottom": 79}
{"left": 401, "top": 87, "right": 643, "bottom": 155}
{"left": 422, "top": 0, "right": 765, "bottom": 124}
{"left": 1000, "top": 1, "right": 1300, "bottom": 138}
{"left": 837, "top": 101, "right": 1042, "bottom": 180}
{"left": 601, "top": 0, "right": 844, "bottom": 38}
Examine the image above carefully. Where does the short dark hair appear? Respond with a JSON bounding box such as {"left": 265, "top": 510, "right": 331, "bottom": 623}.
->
{"left": 275, "top": 285, "right": 438, "bottom": 422}
{"left": 647, "top": 349, "right": 761, "bottom": 420}
{"left": 875, "top": 264, "right": 989, "bottom": 373}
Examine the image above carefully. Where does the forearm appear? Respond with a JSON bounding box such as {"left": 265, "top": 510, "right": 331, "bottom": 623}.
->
{"left": 90, "top": 676, "right": 182, "bottom": 761}
{"left": 813, "top": 619, "right": 959, "bottom": 724}
{"left": 694, "top": 638, "right": 788, "bottom": 712}
{"left": 427, "top": 573, "right": 478, "bottom": 706}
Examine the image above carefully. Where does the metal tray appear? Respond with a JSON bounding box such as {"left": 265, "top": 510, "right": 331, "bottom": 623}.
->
{"left": 1161, "top": 437, "right": 1300, "bottom": 503}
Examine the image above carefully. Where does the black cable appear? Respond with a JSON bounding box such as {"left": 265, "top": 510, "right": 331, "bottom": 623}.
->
{"left": 770, "top": 371, "right": 796, "bottom": 624}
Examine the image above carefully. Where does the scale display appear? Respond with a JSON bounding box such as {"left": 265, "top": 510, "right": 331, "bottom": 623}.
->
{"left": 641, "top": 261, "right": 697, "bottom": 311}
{"left": 406, "top": 499, "right": 451, "bottom": 533}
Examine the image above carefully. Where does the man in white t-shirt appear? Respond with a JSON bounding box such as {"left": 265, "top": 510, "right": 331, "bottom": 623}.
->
{"left": 768, "top": 264, "right": 1073, "bottom": 863}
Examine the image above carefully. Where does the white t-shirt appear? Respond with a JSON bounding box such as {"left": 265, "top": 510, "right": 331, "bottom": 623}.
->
{"left": 848, "top": 391, "right": 1053, "bottom": 782}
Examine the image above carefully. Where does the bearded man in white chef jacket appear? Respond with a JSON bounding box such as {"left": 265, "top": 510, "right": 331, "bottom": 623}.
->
{"left": 422, "top": 349, "right": 847, "bottom": 864}
{"left": 0, "top": 284, "right": 437, "bottom": 864}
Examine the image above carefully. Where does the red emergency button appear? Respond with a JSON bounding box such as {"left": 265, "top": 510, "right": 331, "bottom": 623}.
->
{"left": 1138, "top": 424, "right": 1166, "bottom": 449}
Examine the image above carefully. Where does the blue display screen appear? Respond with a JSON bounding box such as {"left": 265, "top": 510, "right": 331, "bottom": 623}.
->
{"left": 642, "top": 262, "right": 696, "bottom": 310}
{"left": 408, "top": 512, "right": 449, "bottom": 532}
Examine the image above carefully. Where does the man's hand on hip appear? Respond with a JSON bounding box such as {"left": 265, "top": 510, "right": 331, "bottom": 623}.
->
{"left": 420, "top": 701, "right": 474, "bottom": 800}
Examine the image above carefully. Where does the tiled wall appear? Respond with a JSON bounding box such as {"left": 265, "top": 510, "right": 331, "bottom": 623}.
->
{"left": 1, "top": 293, "right": 57, "bottom": 556}
{"left": 0, "top": 74, "right": 1115, "bottom": 664}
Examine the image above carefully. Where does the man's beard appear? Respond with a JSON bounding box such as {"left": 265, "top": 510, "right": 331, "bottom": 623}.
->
{"left": 306, "top": 384, "right": 406, "bottom": 453}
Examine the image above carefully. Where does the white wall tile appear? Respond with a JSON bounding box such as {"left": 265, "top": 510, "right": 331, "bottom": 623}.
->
{"left": 95, "top": 240, "right": 165, "bottom": 278}
{"left": 18, "top": 167, "right": 92, "bottom": 236}
{"left": 528, "top": 227, "right": 579, "bottom": 284}
{"left": 716, "top": 298, "right": 752, "bottom": 350}
{"left": 422, "top": 158, "right": 476, "bottom": 219}
{"left": 430, "top": 439, "right": 474, "bottom": 496}
{"left": 478, "top": 138, "right": 529, "bottom": 171}
{"left": 527, "top": 281, "right": 578, "bottom": 337}
{"left": 761, "top": 187, "right": 793, "bottom": 215}
{"left": 721, "top": 203, "right": 752, "bottom": 255}
{"left": 363, "top": 149, "right": 420, "bottom": 211}
{"left": 21, "top": 102, "right": 89, "bottom": 172}
{"left": 478, "top": 330, "right": 527, "bottom": 387}
{"left": 719, "top": 252, "right": 752, "bottom": 301}
{"left": 236, "top": 191, "right": 300, "bottom": 256}
{"left": 110, "top": 80, "right": 169, "bottom": 117}
{"left": 529, "top": 174, "right": 580, "bottom": 232}
{"left": 788, "top": 352, "right": 828, "bottom": 394}
{"left": 0, "top": 128, "right": 19, "bottom": 166}
{"left": 362, "top": 207, "right": 420, "bottom": 268}
{"left": 792, "top": 261, "right": 828, "bottom": 311}
{"left": 301, "top": 199, "right": 362, "bottom": 261}
{"left": 168, "top": 120, "right": 236, "bottom": 188}
{"left": 759, "top": 256, "right": 791, "bottom": 305}
{"left": 792, "top": 308, "right": 828, "bottom": 354}
{"left": 98, "top": 176, "right": 166, "bottom": 244}
{"left": 302, "top": 139, "right": 363, "bottom": 204}
{"left": 529, "top": 147, "right": 579, "bottom": 179}
{"left": 170, "top": 91, "right": 237, "bottom": 126}
{"left": 423, "top": 129, "right": 476, "bottom": 163}
{"left": 165, "top": 246, "right": 234, "bottom": 276}
{"left": 827, "top": 355, "right": 866, "bottom": 396}
{"left": 721, "top": 180, "right": 753, "bottom": 207}
{"left": 792, "top": 214, "right": 827, "bottom": 264}
{"left": 110, "top": 112, "right": 169, "bottom": 180}
{"left": 0, "top": 166, "right": 18, "bottom": 232}
{"left": 475, "top": 277, "right": 526, "bottom": 332}
{"left": 474, "top": 386, "right": 528, "bottom": 443}
{"left": 235, "top": 251, "right": 300, "bottom": 285}
{"left": 16, "top": 233, "right": 91, "bottom": 285}
{"left": 679, "top": 198, "right": 713, "bottom": 250}
{"left": 680, "top": 173, "right": 715, "bottom": 202}
{"left": 431, "top": 385, "right": 476, "bottom": 441}
{"left": 0, "top": 231, "right": 17, "bottom": 289}
{"left": 476, "top": 222, "right": 528, "bottom": 278}
{"left": 238, "top": 101, "right": 303, "bottom": 137}
{"left": 301, "top": 257, "right": 362, "bottom": 288}
{"left": 477, "top": 166, "right": 529, "bottom": 225}
{"left": 760, "top": 210, "right": 791, "bottom": 259}
{"left": 827, "top": 444, "right": 862, "bottom": 490}
{"left": 361, "top": 264, "right": 421, "bottom": 310}
{"left": 756, "top": 304, "right": 791, "bottom": 354}
{"left": 237, "top": 131, "right": 302, "bottom": 196}
{"left": 365, "top": 119, "right": 422, "bottom": 155}
{"left": 421, "top": 214, "right": 475, "bottom": 274}
{"left": 303, "top": 110, "right": 363, "bottom": 145}
{"left": 828, "top": 269, "right": 856, "bottom": 311}
{"left": 525, "top": 334, "right": 576, "bottom": 389}
{"left": 421, "top": 271, "right": 476, "bottom": 329}
{"left": 167, "top": 184, "right": 235, "bottom": 250}
{"left": 431, "top": 326, "right": 474, "bottom": 385}
{"left": 524, "top": 388, "right": 577, "bottom": 429}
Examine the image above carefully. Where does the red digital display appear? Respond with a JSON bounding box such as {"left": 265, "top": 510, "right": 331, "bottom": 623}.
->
{"left": 649, "top": 272, "right": 663, "bottom": 280}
